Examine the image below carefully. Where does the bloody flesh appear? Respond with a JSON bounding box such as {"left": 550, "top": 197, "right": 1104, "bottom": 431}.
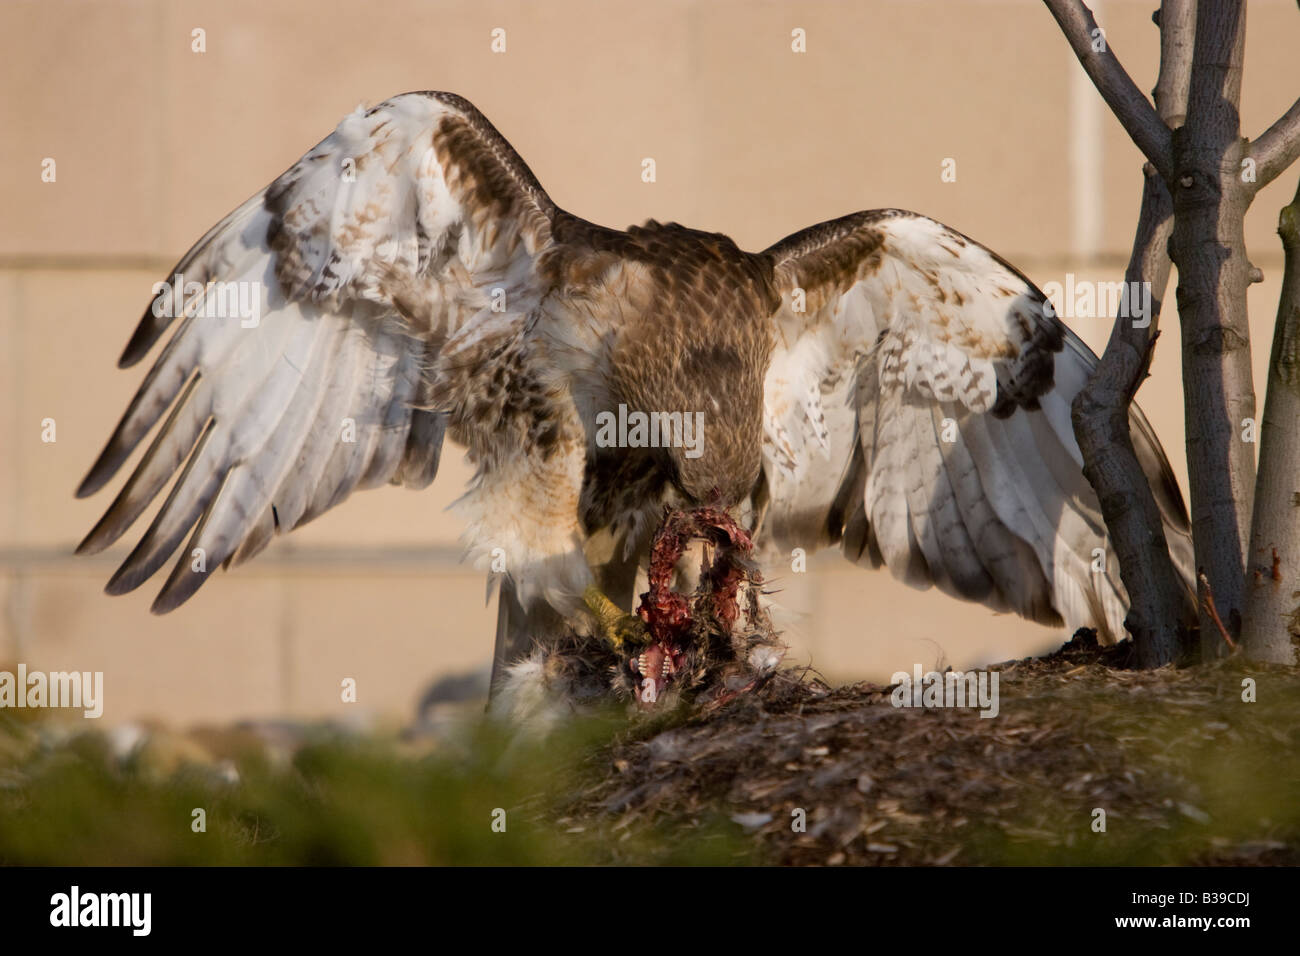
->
{"left": 630, "top": 506, "right": 760, "bottom": 703}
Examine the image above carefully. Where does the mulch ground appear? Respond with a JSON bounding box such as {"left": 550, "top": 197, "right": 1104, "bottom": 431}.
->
{"left": 557, "top": 633, "right": 1300, "bottom": 865}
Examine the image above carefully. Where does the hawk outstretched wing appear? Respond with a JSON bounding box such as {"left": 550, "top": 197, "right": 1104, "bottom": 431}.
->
{"left": 77, "top": 91, "right": 597, "bottom": 613}
{"left": 78, "top": 90, "right": 1195, "bottom": 657}
{"left": 760, "top": 209, "right": 1195, "bottom": 642}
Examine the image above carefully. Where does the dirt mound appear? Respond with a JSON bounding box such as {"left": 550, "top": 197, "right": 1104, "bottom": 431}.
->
{"left": 559, "top": 633, "right": 1300, "bottom": 865}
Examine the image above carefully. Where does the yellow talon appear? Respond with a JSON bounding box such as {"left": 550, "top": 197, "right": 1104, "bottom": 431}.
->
{"left": 583, "top": 585, "right": 651, "bottom": 652}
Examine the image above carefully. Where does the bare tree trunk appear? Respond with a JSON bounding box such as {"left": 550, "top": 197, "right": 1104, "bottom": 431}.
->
{"left": 1240, "top": 178, "right": 1300, "bottom": 664}
{"left": 1167, "top": 0, "right": 1256, "bottom": 658}
{"left": 1073, "top": 164, "right": 1189, "bottom": 667}
{"left": 1048, "top": 0, "right": 1300, "bottom": 665}
{"left": 1057, "top": 0, "right": 1192, "bottom": 666}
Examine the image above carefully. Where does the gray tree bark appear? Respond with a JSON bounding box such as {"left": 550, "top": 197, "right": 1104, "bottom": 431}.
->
{"left": 1240, "top": 178, "right": 1300, "bottom": 664}
{"left": 1167, "top": 0, "right": 1257, "bottom": 658}
{"left": 1047, "top": 0, "right": 1300, "bottom": 666}
{"left": 1072, "top": 163, "right": 1189, "bottom": 667}
{"left": 1048, "top": 0, "right": 1192, "bottom": 666}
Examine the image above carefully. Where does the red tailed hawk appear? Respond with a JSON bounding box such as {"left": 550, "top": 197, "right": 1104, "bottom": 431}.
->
{"left": 76, "top": 92, "right": 1195, "bottom": 708}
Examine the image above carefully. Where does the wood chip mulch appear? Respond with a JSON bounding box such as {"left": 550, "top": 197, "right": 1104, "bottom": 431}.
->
{"left": 557, "top": 632, "right": 1300, "bottom": 865}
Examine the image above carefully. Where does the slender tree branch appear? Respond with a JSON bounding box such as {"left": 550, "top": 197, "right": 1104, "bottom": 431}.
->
{"left": 1073, "top": 163, "right": 1192, "bottom": 666}
{"left": 1043, "top": 0, "right": 1174, "bottom": 180}
{"left": 1250, "top": 96, "right": 1300, "bottom": 190}
{"left": 1198, "top": 571, "right": 1239, "bottom": 650}
{"left": 1170, "top": 0, "right": 1255, "bottom": 658}
{"left": 1152, "top": 0, "right": 1194, "bottom": 128}
{"left": 1069, "top": 0, "right": 1195, "bottom": 667}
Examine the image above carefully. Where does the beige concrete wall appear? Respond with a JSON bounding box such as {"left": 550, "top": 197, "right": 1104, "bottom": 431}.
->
{"left": 2, "top": 0, "right": 1298, "bottom": 726}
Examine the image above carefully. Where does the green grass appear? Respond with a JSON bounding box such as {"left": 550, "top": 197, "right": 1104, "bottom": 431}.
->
{"left": 949, "top": 674, "right": 1300, "bottom": 865}
{"left": 4, "top": 659, "right": 1297, "bottom": 866}
{"left": 0, "top": 711, "right": 754, "bottom": 866}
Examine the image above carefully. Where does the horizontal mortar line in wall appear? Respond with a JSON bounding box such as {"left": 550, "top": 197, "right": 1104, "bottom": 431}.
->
{"left": 0, "top": 543, "right": 474, "bottom": 571}
{"left": 0, "top": 255, "right": 178, "bottom": 271}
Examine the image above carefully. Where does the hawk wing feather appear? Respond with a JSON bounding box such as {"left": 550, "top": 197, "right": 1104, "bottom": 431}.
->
{"left": 78, "top": 92, "right": 575, "bottom": 613}
{"left": 761, "top": 209, "right": 1195, "bottom": 642}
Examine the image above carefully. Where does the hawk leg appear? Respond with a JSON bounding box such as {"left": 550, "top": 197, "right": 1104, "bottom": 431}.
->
{"left": 583, "top": 584, "right": 652, "bottom": 652}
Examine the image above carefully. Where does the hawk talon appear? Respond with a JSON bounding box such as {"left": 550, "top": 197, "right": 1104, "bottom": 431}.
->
{"left": 583, "top": 584, "right": 651, "bottom": 652}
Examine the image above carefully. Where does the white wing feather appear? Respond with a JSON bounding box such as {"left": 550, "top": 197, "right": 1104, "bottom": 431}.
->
{"left": 761, "top": 209, "right": 1195, "bottom": 642}
{"left": 79, "top": 92, "right": 568, "bottom": 613}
